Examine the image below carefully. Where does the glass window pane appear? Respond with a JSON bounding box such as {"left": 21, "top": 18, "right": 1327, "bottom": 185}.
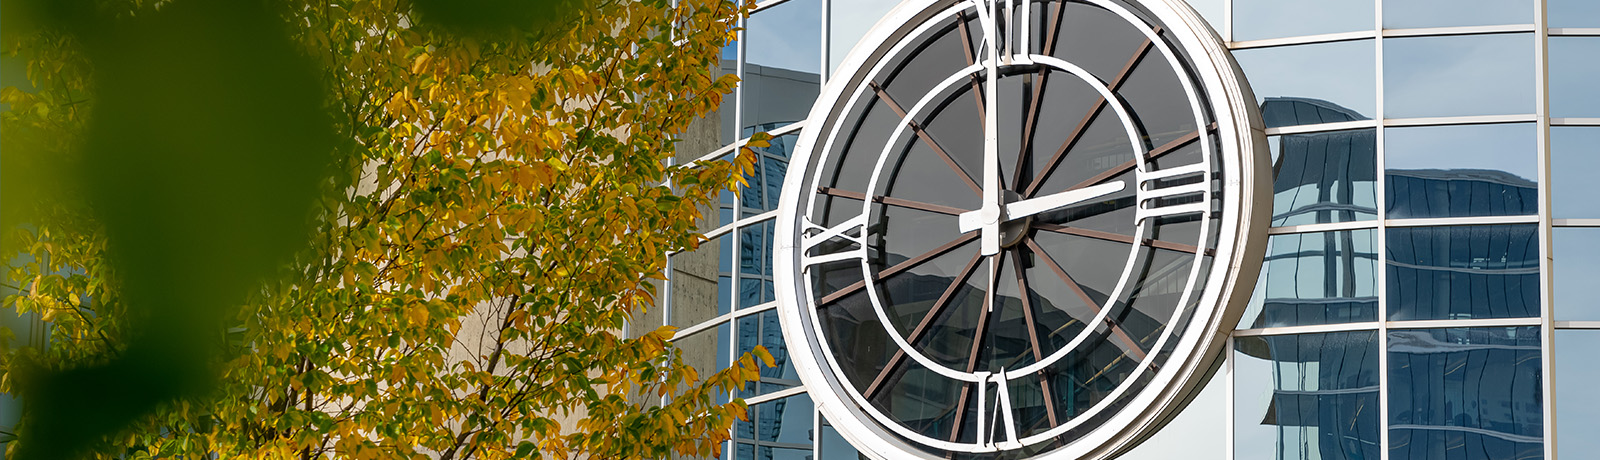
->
{"left": 734, "top": 442, "right": 754, "bottom": 460}
{"left": 1556, "top": 330, "right": 1600, "bottom": 460}
{"left": 819, "top": 419, "right": 865, "bottom": 459}
{"left": 732, "top": 310, "right": 798, "bottom": 386}
{"left": 744, "top": 0, "right": 820, "bottom": 137}
{"left": 1388, "top": 327, "right": 1543, "bottom": 460}
{"left": 1179, "top": 0, "right": 1224, "bottom": 36}
{"left": 1232, "top": 0, "right": 1374, "bottom": 41}
{"left": 1384, "top": 123, "right": 1538, "bottom": 219}
{"left": 1240, "top": 230, "right": 1379, "bottom": 329}
{"left": 1235, "top": 41, "right": 1376, "bottom": 128}
{"left": 1554, "top": 228, "right": 1600, "bottom": 320}
{"left": 1118, "top": 370, "right": 1224, "bottom": 460}
{"left": 1270, "top": 129, "right": 1378, "bottom": 226}
{"left": 722, "top": 33, "right": 739, "bottom": 145}
{"left": 1383, "top": 34, "right": 1534, "bottom": 118}
{"left": 1550, "top": 0, "right": 1600, "bottom": 28}
{"left": 759, "top": 447, "right": 811, "bottom": 460}
{"left": 1552, "top": 127, "right": 1600, "bottom": 218}
{"left": 1550, "top": 37, "right": 1600, "bottom": 118}
{"left": 1384, "top": 0, "right": 1531, "bottom": 29}
{"left": 828, "top": 0, "right": 901, "bottom": 74}
{"left": 736, "top": 393, "right": 814, "bottom": 445}
{"left": 1235, "top": 331, "right": 1381, "bottom": 460}
{"left": 1386, "top": 225, "right": 1540, "bottom": 321}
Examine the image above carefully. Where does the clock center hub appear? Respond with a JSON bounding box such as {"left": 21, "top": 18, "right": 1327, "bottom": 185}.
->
{"left": 1000, "top": 190, "right": 1030, "bottom": 248}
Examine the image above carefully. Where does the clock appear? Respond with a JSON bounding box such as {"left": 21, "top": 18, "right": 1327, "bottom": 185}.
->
{"left": 772, "top": 0, "right": 1269, "bottom": 458}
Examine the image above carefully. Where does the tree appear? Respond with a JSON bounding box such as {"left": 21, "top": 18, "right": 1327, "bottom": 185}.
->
{"left": 0, "top": 0, "right": 771, "bottom": 458}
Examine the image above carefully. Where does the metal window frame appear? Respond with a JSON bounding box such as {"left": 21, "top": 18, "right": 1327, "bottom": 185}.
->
{"left": 1262, "top": 119, "right": 1379, "bottom": 136}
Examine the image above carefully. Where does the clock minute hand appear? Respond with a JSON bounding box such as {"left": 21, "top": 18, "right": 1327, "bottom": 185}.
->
{"left": 1005, "top": 181, "right": 1127, "bottom": 221}
{"left": 958, "top": 181, "right": 1127, "bottom": 233}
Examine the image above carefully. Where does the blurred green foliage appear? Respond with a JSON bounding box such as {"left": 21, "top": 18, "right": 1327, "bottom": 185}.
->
{"left": 0, "top": 0, "right": 763, "bottom": 458}
{"left": 5, "top": 1, "right": 337, "bottom": 458}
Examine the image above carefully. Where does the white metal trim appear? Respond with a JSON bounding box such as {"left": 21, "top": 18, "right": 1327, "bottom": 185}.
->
{"left": 1384, "top": 114, "right": 1539, "bottom": 127}
{"left": 749, "top": 0, "right": 792, "bottom": 13}
{"left": 1227, "top": 30, "right": 1376, "bottom": 50}
{"left": 702, "top": 211, "right": 779, "bottom": 241}
{"left": 1535, "top": 2, "right": 1558, "bottom": 456}
{"left": 1551, "top": 117, "right": 1600, "bottom": 126}
{"left": 668, "top": 301, "right": 778, "bottom": 342}
{"left": 1373, "top": 4, "right": 1391, "bottom": 456}
{"left": 820, "top": 0, "right": 830, "bottom": 86}
{"left": 1263, "top": 119, "right": 1379, "bottom": 136}
{"left": 1553, "top": 218, "right": 1600, "bottom": 226}
{"left": 1383, "top": 215, "right": 1539, "bottom": 227}
{"left": 1381, "top": 23, "right": 1536, "bottom": 38}
{"left": 690, "top": 121, "right": 808, "bottom": 165}
{"left": 1548, "top": 27, "right": 1600, "bottom": 36}
{"left": 1267, "top": 220, "right": 1380, "bottom": 235}
{"left": 1223, "top": 335, "right": 1235, "bottom": 460}
{"left": 743, "top": 385, "right": 808, "bottom": 405}
{"left": 1386, "top": 318, "right": 1543, "bottom": 329}
{"left": 1221, "top": 0, "right": 1232, "bottom": 41}
{"left": 1555, "top": 321, "right": 1600, "bottom": 329}
{"left": 1233, "top": 322, "right": 1385, "bottom": 337}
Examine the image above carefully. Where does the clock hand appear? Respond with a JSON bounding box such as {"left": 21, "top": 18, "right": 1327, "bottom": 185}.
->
{"left": 1003, "top": 181, "right": 1127, "bottom": 222}
{"left": 957, "top": 181, "right": 1126, "bottom": 233}
{"left": 978, "top": 0, "right": 1002, "bottom": 256}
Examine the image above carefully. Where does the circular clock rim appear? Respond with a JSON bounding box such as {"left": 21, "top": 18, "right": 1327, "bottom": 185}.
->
{"left": 772, "top": 0, "right": 1272, "bottom": 458}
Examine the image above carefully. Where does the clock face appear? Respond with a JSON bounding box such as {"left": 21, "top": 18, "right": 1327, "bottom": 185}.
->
{"left": 772, "top": 0, "right": 1267, "bottom": 458}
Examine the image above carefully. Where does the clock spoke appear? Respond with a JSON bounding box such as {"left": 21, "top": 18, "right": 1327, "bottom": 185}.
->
{"left": 1013, "top": 2, "right": 1065, "bottom": 190}
{"left": 1011, "top": 247, "right": 1059, "bottom": 428}
{"left": 862, "top": 251, "right": 985, "bottom": 398}
{"left": 1061, "top": 124, "right": 1209, "bottom": 195}
{"left": 947, "top": 253, "right": 1001, "bottom": 443}
{"left": 817, "top": 186, "right": 968, "bottom": 217}
{"left": 818, "top": 231, "right": 977, "bottom": 306}
{"left": 1023, "top": 238, "right": 1149, "bottom": 363}
{"left": 1032, "top": 221, "right": 1201, "bottom": 254}
{"left": 869, "top": 81, "right": 984, "bottom": 196}
{"left": 1023, "top": 30, "right": 1160, "bottom": 199}
{"left": 1014, "top": 69, "right": 1048, "bottom": 189}
{"left": 957, "top": 9, "right": 986, "bottom": 125}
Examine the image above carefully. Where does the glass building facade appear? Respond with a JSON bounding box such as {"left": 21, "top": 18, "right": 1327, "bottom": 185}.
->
{"left": 658, "top": 0, "right": 1600, "bottom": 459}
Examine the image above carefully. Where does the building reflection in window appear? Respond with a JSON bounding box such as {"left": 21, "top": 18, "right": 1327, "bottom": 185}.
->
{"left": 1235, "top": 331, "right": 1381, "bottom": 460}
{"left": 1270, "top": 127, "right": 1377, "bottom": 226}
{"left": 1388, "top": 327, "right": 1543, "bottom": 460}
{"left": 1240, "top": 230, "right": 1378, "bottom": 329}
{"left": 1385, "top": 124, "right": 1538, "bottom": 220}
{"left": 1386, "top": 225, "right": 1540, "bottom": 321}
{"left": 735, "top": 393, "right": 815, "bottom": 460}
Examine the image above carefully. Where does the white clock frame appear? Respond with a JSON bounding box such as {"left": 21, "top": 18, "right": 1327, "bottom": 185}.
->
{"left": 773, "top": 0, "right": 1271, "bottom": 458}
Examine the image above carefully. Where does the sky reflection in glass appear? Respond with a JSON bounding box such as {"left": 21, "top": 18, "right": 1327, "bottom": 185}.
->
{"left": 1551, "top": 127, "right": 1600, "bottom": 218}
{"left": 1235, "top": 41, "right": 1375, "bottom": 128}
{"left": 1384, "top": 34, "right": 1534, "bottom": 119}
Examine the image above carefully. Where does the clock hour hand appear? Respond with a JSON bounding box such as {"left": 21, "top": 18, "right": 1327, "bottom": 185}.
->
{"left": 957, "top": 181, "right": 1127, "bottom": 233}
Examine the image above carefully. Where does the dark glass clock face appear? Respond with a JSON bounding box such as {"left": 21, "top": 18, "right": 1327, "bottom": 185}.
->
{"left": 778, "top": 0, "right": 1257, "bottom": 457}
